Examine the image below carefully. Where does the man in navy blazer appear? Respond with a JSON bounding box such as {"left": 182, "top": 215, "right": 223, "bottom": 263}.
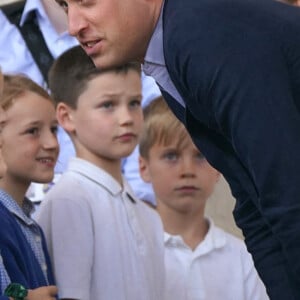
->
{"left": 56, "top": 0, "right": 300, "bottom": 297}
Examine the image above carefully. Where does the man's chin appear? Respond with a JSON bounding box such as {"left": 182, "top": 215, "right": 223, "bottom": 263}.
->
{"left": 90, "top": 53, "right": 117, "bottom": 69}
{"left": 91, "top": 53, "right": 137, "bottom": 70}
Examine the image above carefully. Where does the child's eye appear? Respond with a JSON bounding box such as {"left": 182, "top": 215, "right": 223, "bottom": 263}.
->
{"left": 163, "top": 151, "right": 178, "bottom": 161}
{"left": 129, "top": 99, "right": 141, "bottom": 108}
{"left": 26, "top": 127, "right": 39, "bottom": 135}
{"left": 100, "top": 101, "right": 114, "bottom": 110}
{"left": 51, "top": 125, "right": 58, "bottom": 135}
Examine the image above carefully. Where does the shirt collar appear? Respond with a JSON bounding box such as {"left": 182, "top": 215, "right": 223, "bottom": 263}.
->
{"left": 0, "top": 189, "right": 35, "bottom": 225}
{"left": 20, "top": 0, "right": 47, "bottom": 26}
{"left": 20, "top": 0, "right": 71, "bottom": 41}
{"left": 164, "top": 218, "right": 227, "bottom": 254}
{"left": 68, "top": 157, "right": 137, "bottom": 202}
{"left": 144, "top": 1, "right": 165, "bottom": 67}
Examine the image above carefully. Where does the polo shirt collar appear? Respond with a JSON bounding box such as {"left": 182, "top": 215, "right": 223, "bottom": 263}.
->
{"left": 68, "top": 157, "right": 137, "bottom": 202}
{"left": 164, "top": 218, "right": 227, "bottom": 255}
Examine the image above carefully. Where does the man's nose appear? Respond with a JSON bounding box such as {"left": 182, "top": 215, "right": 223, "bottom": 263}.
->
{"left": 67, "top": 5, "right": 88, "bottom": 37}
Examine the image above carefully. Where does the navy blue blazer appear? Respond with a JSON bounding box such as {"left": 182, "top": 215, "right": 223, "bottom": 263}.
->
{"left": 162, "top": 0, "right": 300, "bottom": 298}
{"left": 0, "top": 203, "right": 55, "bottom": 299}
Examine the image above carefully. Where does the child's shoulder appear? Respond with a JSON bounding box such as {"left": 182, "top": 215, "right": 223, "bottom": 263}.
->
{"left": 213, "top": 225, "right": 248, "bottom": 254}
{"left": 0, "top": 203, "right": 22, "bottom": 242}
{"left": 41, "top": 159, "right": 116, "bottom": 209}
{"left": 45, "top": 171, "right": 83, "bottom": 196}
{"left": 133, "top": 198, "right": 164, "bottom": 231}
{"left": 0, "top": 202, "right": 15, "bottom": 225}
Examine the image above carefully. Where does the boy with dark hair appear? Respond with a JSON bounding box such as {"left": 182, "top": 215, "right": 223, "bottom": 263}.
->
{"left": 37, "top": 46, "right": 165, "bottom": 300}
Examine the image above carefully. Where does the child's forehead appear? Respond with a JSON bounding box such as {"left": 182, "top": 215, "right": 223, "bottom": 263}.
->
{"left": 156, "top": 134, "right": 190, "bottom": 149}
{"left": 6, "top": 91, "right": 53, "bottom": 112}
{"left": 84, "top": 71, "right": 142, "bottom": 95}
{"left": 156, "top": 129, "right": 200, "bottom": 152}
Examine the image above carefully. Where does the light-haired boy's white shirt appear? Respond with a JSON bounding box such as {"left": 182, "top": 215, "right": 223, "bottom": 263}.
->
{"left": 164, "top": 219, "right": 269, "bottom": 300}
{"left": 37, "top": 157, "right": 165, "bottom": 300}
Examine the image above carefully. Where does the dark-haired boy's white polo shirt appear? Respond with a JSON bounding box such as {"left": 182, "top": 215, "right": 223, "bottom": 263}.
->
{"left": 37, "top": 157, "right": 165, "bottom": 300}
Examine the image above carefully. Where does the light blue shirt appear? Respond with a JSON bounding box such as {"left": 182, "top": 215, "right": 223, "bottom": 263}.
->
{"left": 143, "top": 2, "right": 185, "bottom": 108}
{"left": 0, "top": 0, "right": 78, "bottom": 88}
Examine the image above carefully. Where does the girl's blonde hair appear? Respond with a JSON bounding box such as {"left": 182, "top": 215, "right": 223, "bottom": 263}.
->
{"left": 2, "top": 74, "right": 52, "bottom": 110}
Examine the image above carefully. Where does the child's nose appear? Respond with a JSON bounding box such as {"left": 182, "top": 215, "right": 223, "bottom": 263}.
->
{"left": 42, "top": 131, "right": 59, "bottom": 150}
{"left": 180, "top": 157, "right": 196, "bottom": 177}
{"left": 119, "top": 107, "right": 134, "bottom": 125}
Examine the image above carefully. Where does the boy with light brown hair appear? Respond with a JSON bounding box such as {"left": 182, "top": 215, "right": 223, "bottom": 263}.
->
{"left": 139, "top": 97, "right": 269, "bottom": 300}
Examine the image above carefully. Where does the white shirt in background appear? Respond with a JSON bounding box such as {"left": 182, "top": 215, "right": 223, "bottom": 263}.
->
{"left": 164, "top": 219, "right": 269, "bottom": 300}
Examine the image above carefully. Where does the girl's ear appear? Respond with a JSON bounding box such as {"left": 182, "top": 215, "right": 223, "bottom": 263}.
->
{"left": 139, "top": 155, "right": 152, "bottom": 183}
{"left": 56, "top": 102, "right": 76, "bottom": 134}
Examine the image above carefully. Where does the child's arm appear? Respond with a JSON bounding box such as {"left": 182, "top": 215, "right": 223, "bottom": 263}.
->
{"left": 1, "top": 285, "right": 57, "bottom": 300}
{"left": 26, "top": 286, "right": 58, "bottom": 300}
{"left": 1, "top": 250, "right": 57, "bottom": 300}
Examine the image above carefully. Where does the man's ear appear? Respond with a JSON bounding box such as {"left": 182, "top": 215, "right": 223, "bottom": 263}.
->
{"left": 139, "top": 155, "right": 151, "bottom": 183}
{"left": 56, "top": 102, "right": 76, "bottom": 133}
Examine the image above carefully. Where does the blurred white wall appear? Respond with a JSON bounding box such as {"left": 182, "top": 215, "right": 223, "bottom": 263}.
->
{"left": 205, "top": 176, "right": 243, "bottom": 239}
